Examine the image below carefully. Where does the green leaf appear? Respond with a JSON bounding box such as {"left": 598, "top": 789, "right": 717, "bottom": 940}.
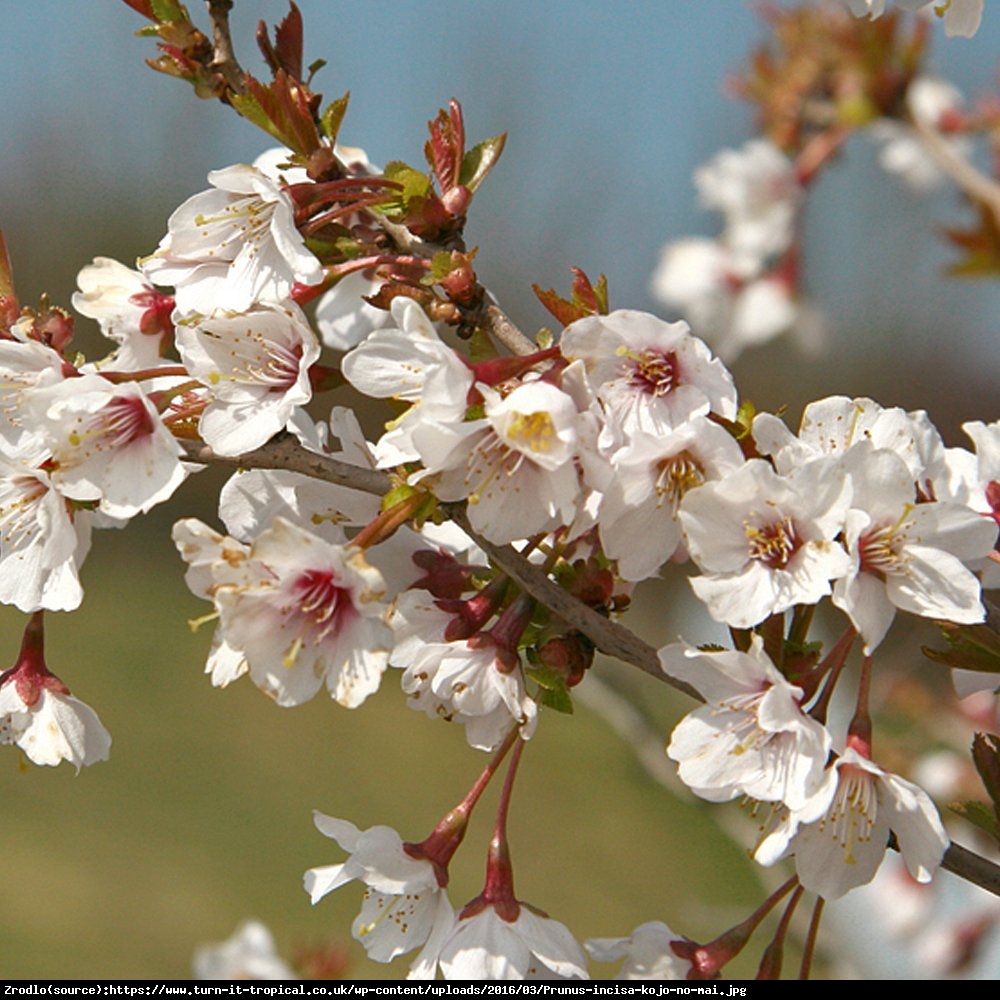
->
{"left": 538, "top": 686, "right": 574, "bottom": 714}
{"left": 383, "top": 161, "right": 432, "bottom": 201}
{"left": 150, "top": 0, "right": 188, "bottom": 23}
{"left": 923, "top": 621, "right": 1000, "bottom": 675}
{"left": 950, "top": 799, "right": 1000, "bottom": 842}
{"left": 320, "top": 92, "right": 350, "bottom": 144}
{"left": 460, "top": 133, "right": 507, "bottom": 193}
{"left": 525, "top": 664, "right": 574, "bottom": 715}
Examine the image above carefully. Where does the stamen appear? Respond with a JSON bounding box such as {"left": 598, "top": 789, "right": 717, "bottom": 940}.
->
{"left": 618, "top": 346, "right": 680, "bottom": 397}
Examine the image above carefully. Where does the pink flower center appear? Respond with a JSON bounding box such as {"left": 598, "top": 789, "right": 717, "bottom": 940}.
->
{"left": 101, "top": 395, "right": 155, "bottom": 447}
{"left": 251, "top": 341, "right": 303, "bottom": 391}
{"left": 292, "top": 568, "right": 353, "bottom": 641}
{"left": 624, "top": 348, "right": 679, "bottom": 397}
{"left": 745, "top": 515, "right": 801, "bottom": 569}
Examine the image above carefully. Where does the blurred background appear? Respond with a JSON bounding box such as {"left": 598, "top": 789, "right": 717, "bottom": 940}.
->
{"left": 3, "top": 0, "right": 1000, "bottom": 980}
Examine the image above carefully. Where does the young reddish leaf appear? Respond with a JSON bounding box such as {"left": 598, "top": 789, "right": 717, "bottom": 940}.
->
{"left": 274, "top": 2, "right": 305, "bottom": 79}
{"left": 532, "top": 267, "right": 610, "bottom": 326}
{"left": 944, "top": 206, "right": 1000, "bottom": 278}
{"left": 425, "top": 101, "right": 464, "bottom": 194}
{"left": 256, "top": 1, "right": 304, "bottom": 80}
{"left": 570, "top": 266, "right": 609, "bottom": 314}
{"left": 121, "top": 0, "right": 159, "bottom": 20}
{"left": 972, "top": 733, "right": 1000, "bottom": 835}
{"left": 231, "top": 71, "right": 321, "bottom": 156}
{"left": 460, "top": 133, "right": 507, "bottom": 193}
{"left": 532, "top": 284, "right": 585, "bottom": 328}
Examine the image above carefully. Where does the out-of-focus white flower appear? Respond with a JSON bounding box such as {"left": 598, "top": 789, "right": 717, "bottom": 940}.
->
{"left": 586, "top": 922, "right": 690, "bottom": 980}
{"left": 694, "top": 140, "right": 801, "bottom": 275}
{"left": 193, "top": 920, "right": 298, "bottom": 980}
{"left": 142, "top": 163, "right": 323, "bottom": 315}
{"left": 304, "top": 813, "right": 455, "bottom": 976}
{"left": 845, "top": 0, "right": 983, "bottom": 36}
{"left": 649, "top": 239, "right": 815, "bottom": 362}
{"left": 872, "top": 77, "right": 969, "bottom": 192}
{"left": 662, "top": 636, "right": 832, "bottom": 809}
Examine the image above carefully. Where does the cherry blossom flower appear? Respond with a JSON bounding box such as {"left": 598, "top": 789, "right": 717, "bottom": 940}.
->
{"left": 753, "top": 395, "right": 924, "bottom": 480}
{"left": 595, "top": 416, "right": 744, "bottom": 581}
{"left": 0, "top": 445, "right": 93, "bottom": 613}
{"left": 0, "top": 613, "right": 110, "bottom": 771}
{"left": 0, "top": 335, "right": 74, "bottom": 451}
{"left": 559, "top": 309, "right": 737, "bottom": 443}
{"left": 693, "top": 140, "right": 801, "bottom": 275}
{"left": 341, "top": 297, "right": 473, "bottom": 467}
{"left": 175, "top": 301, "right": 320, "bottom": 456}
{"left": 72, "top": 256, "right": 174, "bottom": 368}
{"left": 193, "top": 920, "right": 298, "bottom": 980}
{"left": 142, "top": 163, "right": 323, "bottom": 315}
{"left": 585, "top": 921, "right": 690, "bottom": 980}
{"left": 173, "top": 516, "right": 391, "bottom": 707}
{"left": 314, "top": 270, "right": 394, "bottom": 352}
{"left": 436, "top": 903, "right": 588, "bottom": 980}
{"left": 832, "top": 446, "right": 995, "bottom": 652}
{"left": 678, "top": 458, "right": 852, "bottom": 628}
{"left": 409, "top": 379, "right": 585, "bottom": 545}
{"left": 26, "top": 374, "right": 187, "bottom": 519}
{"left": 754, "top": 746, "right": 949, "bottom": 900}
{"left": 304, "top": 813, "right": 455, "bottom": 975}
{"left": 661, "top": 637, "right": 832, "bottom": 809}
{"left": 388, "top": 589, "right": 538, "bottom": 751}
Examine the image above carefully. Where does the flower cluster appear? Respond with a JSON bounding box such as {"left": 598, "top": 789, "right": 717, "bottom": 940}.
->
{"left": 9, "top": 0, "right": 1000, "bottom": 981}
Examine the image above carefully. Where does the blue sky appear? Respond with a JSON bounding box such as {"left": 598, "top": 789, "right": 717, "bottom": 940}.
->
{"left": 4, "top": 1, "right": 1000, "bottom": 431}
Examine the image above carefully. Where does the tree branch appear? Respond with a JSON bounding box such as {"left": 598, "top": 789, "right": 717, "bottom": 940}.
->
{"left": 179, "top": 436, "right": 701, "bottom": 701}
{"left": 179, "top": 434, "right": 1000, "bottom": 899}
{"left": 205, "top": 0, "right": 246, "bottom": 96}
{"left": 478, "top": 303, "right": 538, "bottom": 357}
{"left": 912, "top": 116, "right": 1000, "bottom": 225}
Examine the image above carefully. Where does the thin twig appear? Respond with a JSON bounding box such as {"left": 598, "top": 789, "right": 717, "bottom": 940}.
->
{"left": 478, "top": 303, "right": 538, "bottom": 357}
{"left": 179, "top": 435, "right": 1000, "bottom": 899}
{"left": 912, "top": 116, "right": 1000, "bottom": 225}
{"left": 179, "top": 436, "right": 700, "bottom": 701}
{"left": 205, "top": 0, "right": 246, "bottom": 96}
